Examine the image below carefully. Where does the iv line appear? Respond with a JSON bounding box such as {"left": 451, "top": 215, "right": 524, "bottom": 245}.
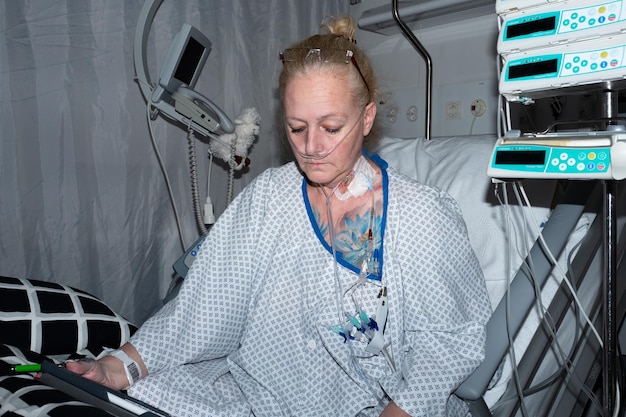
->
{"left": 320, "top": 166, "right": 396, "bottom": 376}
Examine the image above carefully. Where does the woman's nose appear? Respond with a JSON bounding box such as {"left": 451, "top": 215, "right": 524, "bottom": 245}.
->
{"left": 304, "top": 130, "right": 323, "bottom": 155}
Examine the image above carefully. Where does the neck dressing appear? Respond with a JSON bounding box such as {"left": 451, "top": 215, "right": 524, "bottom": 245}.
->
{"left": 333, "top": 155, "right": 376, "bottom": 200}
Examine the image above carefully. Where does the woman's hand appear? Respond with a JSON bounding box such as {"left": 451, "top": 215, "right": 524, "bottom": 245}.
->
{"left": 65, "top": 343, "right": 147, "bottom": 391}
{"left": 380, "top": 401, "right": 410, "bottom": 417}
{"left": 64, "top": 357, "right": 115, "bottom": 386}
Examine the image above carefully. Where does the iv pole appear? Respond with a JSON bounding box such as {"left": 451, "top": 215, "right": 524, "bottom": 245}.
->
{"left": 601, "top": 86, "right": 619, "bottom": 417}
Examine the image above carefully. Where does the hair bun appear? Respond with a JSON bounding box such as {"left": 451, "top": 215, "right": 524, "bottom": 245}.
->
{"left": 321, "top": 16, "right": 357, "bottom": 44}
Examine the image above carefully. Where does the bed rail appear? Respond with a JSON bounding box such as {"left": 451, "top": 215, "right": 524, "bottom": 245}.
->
{"left": 454, "top": 180, "right": 599, "bottom": 414}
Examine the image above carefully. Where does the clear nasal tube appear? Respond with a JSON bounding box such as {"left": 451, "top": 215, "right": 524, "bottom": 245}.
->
{"left": 292, "top": 130, "right": 352, "bottom": 160}
{"left": 287, "top": 106, "right": 365, "bottom": 160}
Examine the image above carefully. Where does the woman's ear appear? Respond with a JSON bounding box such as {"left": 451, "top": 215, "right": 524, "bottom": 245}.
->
{"left": 362, "top": 101, "right": 377, "bottom": 136}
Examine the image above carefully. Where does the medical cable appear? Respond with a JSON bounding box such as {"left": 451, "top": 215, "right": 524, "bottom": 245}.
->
{"left": 515, "top": 238, "right": 584, "bottom": 398}
{"left": 468, "top": 115, "right": 478, "bottom": 136}
{"left": 517, "top": 183, "right": 603, "bottom": 348}
{"left": 145, "top": 100, "right": 186, "bottom": 252}
{"left": 511, "top": 184, "right": 576, "bottom": 390}
{"left": 203, "top": 152, "right": 216, "bottom": 225}
{"left": 226, "top": 128, "right": 237, "bottom": 206}
{"left": 501, "top": 183, "right": 532, "bottom": 417}
{"left": 186, "top": 124, "right": 208, "bottom": 236}
{"left": 322, "top": 187, "right": 385, "bottom": 403}
{"left": 496, "top": 183, "right": 604, "bottom": 416}
{"left": 516, "top": 183, "right": 611, "bottom": 416}
{"left": 514, "top": 183, "right": 605, "bottom": 415}
{"left": 513, "top": 183, "right": 601, "bottom": 411}
{"left": 495, "top": 184, "right": 574, "bottom": 414}
{"left": 321, "top": 164, "right": 397, "bottom": 402}
{"left": 138, "top": 73, "right": 231, "bottom": 250}
{"left": 509, "top": 218, "right": 593, "bottom": 410}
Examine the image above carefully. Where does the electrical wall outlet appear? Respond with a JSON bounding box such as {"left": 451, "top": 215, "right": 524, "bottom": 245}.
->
{"left": 471, "top": 99, "right": 487, "bottom": 117}
{"left": 445, "top": 100, "right": 462, "bottom": 119}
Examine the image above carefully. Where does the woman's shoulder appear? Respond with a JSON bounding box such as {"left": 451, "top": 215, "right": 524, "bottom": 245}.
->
{"left": 384, "top": 161, "right": 445, "bottom": 198}
{"left": 230, "top": 162, "right": 302, "bottom": 210}
{"left": 382, "top": 159, "right": 464, "bottom": 219}
{"left": 246, "top": 162, "right": 301, "bottom": 191}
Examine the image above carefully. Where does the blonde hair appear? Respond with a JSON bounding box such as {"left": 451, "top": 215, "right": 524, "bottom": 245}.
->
{"left": 278, "top": 16, "right": 378, "bottom": 109}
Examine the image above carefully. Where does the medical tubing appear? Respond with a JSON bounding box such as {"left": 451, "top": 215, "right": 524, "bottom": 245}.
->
{"left": 501, "top": 191, "right": 609, "bottom": 416}
{"left": 455, "top": 180, "right": 596, "bottom": 401}
{"left": 502, "top": 184, "right": 531, "bottom": 417}
{"left": 503, "top": 184, "right": 581, "bottom": 403}
{"left": 226, "top": 133, "right": 236, "bottom": 206}
{"left": 518, "top": 185, "right": 608, "bottom": 415}
{"left": 289, "top": 106, "right": 366, "bottom": 161}
{"left": 517, "top": 184, "right": 602, "bottom": 347}
{"left": 322, "top": 189, "right": 344, "bottom": 324}
{"left": 187, "top": 128, "right": 208, "bottom": 236}
{"left": 292, "top": 129, "right": 350, "bottom": 160}
{"left": 207, "top": 152, "right": 213, "bottom": 198}
{"left": 513, "top": 183, "right": 596, "bottom": 411}
{"left": 146, "top": 100, "right": 186, "bottom": 252}
{"left": 322, "top": 187, "right": 384, "bottom": 402}
{"left": 478, "top": 182, "right": 602, "bottom": 416}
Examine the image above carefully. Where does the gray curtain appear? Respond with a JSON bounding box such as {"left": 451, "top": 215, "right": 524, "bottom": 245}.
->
{"left": 0, "top": 0, "right": 348, "bottom": 324}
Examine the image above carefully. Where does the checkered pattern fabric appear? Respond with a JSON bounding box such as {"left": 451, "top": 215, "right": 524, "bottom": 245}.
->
{"left": 0, "top": 276, "right": 137, "bottom": 416}
{"left": 0, "top": 276, "right": 136, "bottom": 357}
{"left": 0, "top": 344, "right": 116, "bottom": 417}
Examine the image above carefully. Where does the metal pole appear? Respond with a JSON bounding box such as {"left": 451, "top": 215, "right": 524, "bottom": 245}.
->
{"left": 391, "top": 0, "right": 432, "bottom": 140}
{"left": 603, "top": 179, "right": 617, "bottom": 417}
{"left": 602, "top": 85, "right": 619, "bottom": 417}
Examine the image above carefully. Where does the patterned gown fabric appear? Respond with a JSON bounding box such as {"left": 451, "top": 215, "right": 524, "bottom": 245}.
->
{"left": 128, "top": 155, "right": 492, "bottom": 417}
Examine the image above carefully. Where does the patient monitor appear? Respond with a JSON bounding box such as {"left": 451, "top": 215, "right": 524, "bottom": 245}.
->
{"left": 134, "top": 0, "right": 234, "bottom": 137}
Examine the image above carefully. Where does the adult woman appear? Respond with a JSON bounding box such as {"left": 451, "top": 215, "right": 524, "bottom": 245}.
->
{"left": 68, "top": 15, "right": 491, "bottom": 417}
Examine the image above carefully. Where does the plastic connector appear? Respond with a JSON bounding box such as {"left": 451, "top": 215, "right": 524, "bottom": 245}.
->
{"left": 204, "top": 198, "right": 216, "bottom": 225}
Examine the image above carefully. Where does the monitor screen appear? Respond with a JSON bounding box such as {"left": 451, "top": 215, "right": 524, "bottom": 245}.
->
{"left": 507, "top": 58, "right": 558, "bottom": 80}
{"left": 153, "top": 23, "right": 212, "bottom": 102}
{"left": 173, "top": 36, "right": 205, "bottom": 86}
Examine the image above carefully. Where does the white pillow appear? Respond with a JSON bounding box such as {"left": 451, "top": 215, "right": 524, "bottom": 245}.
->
{"left": 373, "top": 135, "right": 556, "bottom": 309}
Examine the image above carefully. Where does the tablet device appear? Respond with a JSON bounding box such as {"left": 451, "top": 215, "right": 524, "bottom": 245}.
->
{"left": 39, "top": 360, "right": 170, "bottom": 417}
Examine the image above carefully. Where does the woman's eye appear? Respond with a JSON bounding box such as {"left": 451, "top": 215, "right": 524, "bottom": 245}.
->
{"left": 325, "top": 127, "right": 341, "bottom": 134}
{"left": 290, "top": 127, "right": 305, "bottom": 134}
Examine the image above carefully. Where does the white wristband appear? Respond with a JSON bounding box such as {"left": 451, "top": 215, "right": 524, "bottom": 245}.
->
{"left": 109, "top": 349, "right": 142, "bottom": 388}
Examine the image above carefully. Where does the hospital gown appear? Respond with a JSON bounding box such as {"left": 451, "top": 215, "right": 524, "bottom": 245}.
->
{"left": 128, "top": 154, "right": 492, "bottom": 417}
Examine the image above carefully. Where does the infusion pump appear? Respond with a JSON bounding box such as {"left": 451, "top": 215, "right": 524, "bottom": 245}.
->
{"left": 498, "top": 0, "right": 626, "bottom": 55}
{"left": 487, "top": 128, "right": 626, "bottom": 180}
{"left": 497, "top": 0, "right": 567, "bottom": 15}
{"left": 499, "top": 32, "right": 626, "bottom": 102}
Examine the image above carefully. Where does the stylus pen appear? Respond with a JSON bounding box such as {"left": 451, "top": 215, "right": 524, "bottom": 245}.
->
{"left": 10, "top": 363, "right": 42, "bottom": 373}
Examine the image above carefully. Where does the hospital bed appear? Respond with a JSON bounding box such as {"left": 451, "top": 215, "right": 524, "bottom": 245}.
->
{"left": 1, "top": 132, "right": 621, "bottom": 416}
{"left": 373, "top": 134, "right": 626, "bottom": 417}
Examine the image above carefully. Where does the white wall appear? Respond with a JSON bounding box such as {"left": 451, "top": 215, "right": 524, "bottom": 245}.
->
{"left": 349, "top": 0, "right": 501, "bottom": 139}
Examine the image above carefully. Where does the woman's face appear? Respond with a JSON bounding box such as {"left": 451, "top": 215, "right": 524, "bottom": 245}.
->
{"left": 283, "top": 69, "right": 376, "bottom": 190}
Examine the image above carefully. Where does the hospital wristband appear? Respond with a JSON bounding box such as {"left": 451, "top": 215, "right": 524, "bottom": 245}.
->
{"left": 108, "top": 349, "right": 142, "bottom": 388}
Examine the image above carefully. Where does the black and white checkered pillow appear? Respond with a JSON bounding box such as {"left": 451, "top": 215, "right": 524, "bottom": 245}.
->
{"left": 0, "top": 276, "right": 136, "bottom": 357}
{"left": 0, "top": 344, "right": 116, "bottom": 416}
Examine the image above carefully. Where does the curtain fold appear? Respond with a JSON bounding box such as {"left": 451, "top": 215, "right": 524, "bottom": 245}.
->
{"left": 0, "top": 0, "right": 348, "bottom": 324}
